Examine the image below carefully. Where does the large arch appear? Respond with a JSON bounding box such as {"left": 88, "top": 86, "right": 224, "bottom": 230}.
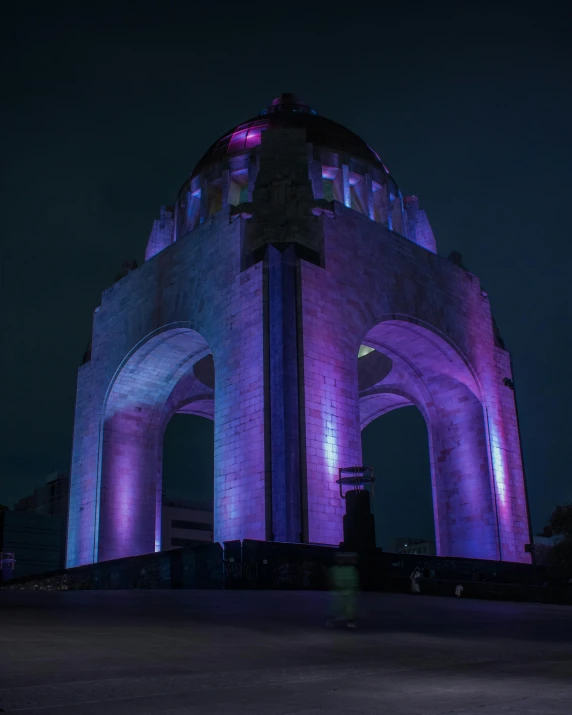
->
{"left": 97, "top": 325, "right": 214, "bottom": 562}
{"left": 358, "top": 317, "right": 500, "bottom": 560}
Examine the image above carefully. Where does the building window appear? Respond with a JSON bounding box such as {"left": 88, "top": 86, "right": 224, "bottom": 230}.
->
{"left": 322, "top": 178, "right": 335, "bottom": 202}
{"left": 322, "top": 166, "right": 343, "bottom": 203}
{"left": 171, "top": 519, "right": 212, "bottom": 531}
{"left": 349, "top": 173, "right": 366, "bottom": 215}
{"left": 214, "top": 120, "right": 268, "bottom": 156}
{"left": 229, "top": 168, "right": 249, "bottom": 206}
{"left": 372, "top": 181, "right": 387, "bottom": 225}
{"left": 177, "top": 188, "right": 201, "bottom": 238}
{"left": 208, "top": 181, "right": 222, "bottom": 216}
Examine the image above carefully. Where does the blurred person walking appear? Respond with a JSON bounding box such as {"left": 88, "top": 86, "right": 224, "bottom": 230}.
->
{"left": 327, "top": 552, "right": 360, "bottom": 629}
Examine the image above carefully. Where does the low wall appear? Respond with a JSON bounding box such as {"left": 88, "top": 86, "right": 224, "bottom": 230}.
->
{"left": 378, "top": 551, "right": 541, "bottom": 585}
{"left": 223, "top": 540, "right": 336, "bottom": 590}
{"left": 0, "top": 543, "right": 223, "bottom": 591}
{"left": 2, "top": 540, "right": 571, "bottom": 605}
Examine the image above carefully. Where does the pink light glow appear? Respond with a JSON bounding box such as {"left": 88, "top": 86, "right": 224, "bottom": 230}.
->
{"left": 228, "top": 129, "right": 248, "bottom": 150}
{"left": 322, "top": 166, "right": 338, "bottom": 180}
{"left": 99, "top": 408, "right": 155, "bottom": 561}
{"left": 226, "top": 122, "right": 268, "bottom": 154}
{"left": 245, "top": 127, "right": 263, "bottom": 147}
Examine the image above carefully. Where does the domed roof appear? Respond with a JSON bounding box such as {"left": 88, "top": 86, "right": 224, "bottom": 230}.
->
{"left": 190, "top": 93, "right": 386, "bottom": 178}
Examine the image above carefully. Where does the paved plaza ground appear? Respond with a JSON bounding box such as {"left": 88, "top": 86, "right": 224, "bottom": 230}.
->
{"left": 0, "top": 589, "right": 571, "bottom": 714}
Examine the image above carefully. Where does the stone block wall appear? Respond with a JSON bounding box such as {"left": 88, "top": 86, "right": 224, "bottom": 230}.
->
{"left": 297, "top": 203, "right": 530, "bottom": 562}
{"left": 67, "top": 127, "right": 531, "bottom": 567}
{"left": 67, "top": 209, "right": 267, "bottom": 567}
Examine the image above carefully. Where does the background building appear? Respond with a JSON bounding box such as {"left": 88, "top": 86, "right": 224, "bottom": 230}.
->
{"left": 0, "top": 510, "right": 65, "bottom": 579}
{"left": 1, "top": 473, "right": 69, "bottom": 579}
{"left": 14, "top": 472, "right": 69, "bottom": 516}
{"left": 161, "top": 497, "right": 213, "bottom": 550}
{"left": 394, "top": 538, "right": 436, "bottom": 556}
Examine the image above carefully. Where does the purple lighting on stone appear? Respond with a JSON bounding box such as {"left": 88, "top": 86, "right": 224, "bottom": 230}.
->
{"left": 215, "top": 120, "right": 268, "bottom": 158}
{"left": 67, "top": 95, "right": 531, "bottom": 568}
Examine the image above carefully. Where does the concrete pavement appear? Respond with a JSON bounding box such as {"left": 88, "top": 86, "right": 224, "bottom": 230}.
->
{"left": 0, "top": 589, "right": 570, "bottom": 714}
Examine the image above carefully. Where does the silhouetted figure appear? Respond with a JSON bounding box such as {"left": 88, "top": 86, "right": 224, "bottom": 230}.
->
{"left": 455, "top": 584, "right": 464, "bottom": 598}
{"left": 410, "top": 567, "right": 421, "bottom": 594}
{"left": 327, "top": 552, "right": 360, "bottom": 628}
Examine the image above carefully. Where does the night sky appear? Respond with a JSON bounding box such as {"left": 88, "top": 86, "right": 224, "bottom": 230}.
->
{"left": 1, "top": 2, "right": 571, "bottom": 547}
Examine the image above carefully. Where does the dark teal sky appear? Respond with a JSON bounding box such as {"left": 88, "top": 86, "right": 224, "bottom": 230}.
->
{"left": 1, "top": 1, "right": 571, "bottom": 540}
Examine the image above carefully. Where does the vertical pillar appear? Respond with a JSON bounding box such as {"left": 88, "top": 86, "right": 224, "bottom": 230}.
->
{"left": 364, "top": 173, "right": 375, "bottom": 221}
{"left": 298, "top": 262, "right": 362, "bottom": 545}
{"left": 267, "top": 245, "right": 302, "bottom": 542}
{"left": 483, "top": 348, "right": 532, "bottom": 563}
{"left": 66, "top": 365, "right": 103, "bottom": 567}
{"left": 214, "top": 261, "right": 268, "bottom": 544}
{"left": 342, "top": 164, "right": 351, "bottom": 208}
{"left": 387, "top": 193, "right": 394, "bottom": 231}
{"left": 98, "top": 412, "right": 160, "bottom": 562}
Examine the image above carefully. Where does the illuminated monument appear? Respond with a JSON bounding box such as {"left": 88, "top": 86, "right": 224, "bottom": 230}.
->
{"left": 67, "top": 94, "right": 531, "bottom": 567}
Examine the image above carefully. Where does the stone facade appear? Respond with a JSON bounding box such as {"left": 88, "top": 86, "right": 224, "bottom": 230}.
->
{"left": 67, "top": 95, "right": 531, "bottom": 567}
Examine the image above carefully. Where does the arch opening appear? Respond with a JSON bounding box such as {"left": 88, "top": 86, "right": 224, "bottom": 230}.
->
{"left": 161, "top": 413, "right": 214, "bottom": 551}
{"left": 362, "top": 406, "right": 434, "bottom": 553}
{"left": 358, "top": 318, "right": 500, "bottom": 561}
{"left": 97, "top": 327, "right": 214, "bottom": 562}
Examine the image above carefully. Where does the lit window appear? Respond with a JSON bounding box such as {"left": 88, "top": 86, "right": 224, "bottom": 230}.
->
{"left": 224, "top": 120, "right": 268, "bottom": 155}
{"left": 229, "top": 169, "right": 249, "bottom": 206}
{"left": 177, "top": 187, "right": 201, "bottom": 237}
{"left": 228, "top": 129, "right": 248, "bottom": 152}
{"left": 245, "top": 126, "right": 263, "bottom": 148}
{"left": 349, "top": 173, "right": 366, "bottom": 214}
{"left": 322, "top": 166, "right": 342, "bottom": 202}
{"left": 372, "top": 181, "right": 388, "bottom": 225}
{"left": 208, "top": 181, "right": 222, "bottom": 216}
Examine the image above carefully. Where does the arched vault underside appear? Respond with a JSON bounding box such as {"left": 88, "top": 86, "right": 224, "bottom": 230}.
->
{"left": 358, "top": 319, "right": 500, "bottom": 561}
{"left": 98, "top": 328, "right": 214, "bottom": 562}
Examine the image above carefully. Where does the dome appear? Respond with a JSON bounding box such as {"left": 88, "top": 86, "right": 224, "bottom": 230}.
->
{"left": 170, "top": 93, "right": 420, "bottom": 249}
{"left": 190, "top": 93, "right": 386, "bottom": 179}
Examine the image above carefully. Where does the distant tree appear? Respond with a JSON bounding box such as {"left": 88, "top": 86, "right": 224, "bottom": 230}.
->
{"left": 533, "top": 543, "right": 553, "bottom": 567}
{"left": 546, "top": 504, "right": 572, "bottom": 581}
{"left": 548, "top": 504, "right": 572, "bottom": 538}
